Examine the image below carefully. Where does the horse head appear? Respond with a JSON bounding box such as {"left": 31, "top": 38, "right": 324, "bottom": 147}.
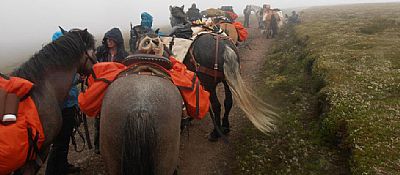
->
{"left": 60, "top": 27, "right": 97, "bottom": 76}
{"left": 169, "top": 5, "right": 187, "bottom": 27}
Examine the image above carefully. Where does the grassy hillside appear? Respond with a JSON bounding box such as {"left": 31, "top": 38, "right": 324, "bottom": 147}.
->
{"left": 296, "top": 3, "right": 400, "bottom": 174}
{"left": 236, "top": 2, "right": 400, "bottom": 174}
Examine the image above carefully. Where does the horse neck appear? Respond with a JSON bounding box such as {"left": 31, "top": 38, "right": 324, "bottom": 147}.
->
{"left": 37, "top": 68, "right": 77, "bottom": 105}
{"left": 31, "top": 67, "right": 78, "bottom": 147}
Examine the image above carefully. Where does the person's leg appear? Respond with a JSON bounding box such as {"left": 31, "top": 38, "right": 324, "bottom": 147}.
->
{"left": 45, "top": 107, "right": 80, "bottom": 175}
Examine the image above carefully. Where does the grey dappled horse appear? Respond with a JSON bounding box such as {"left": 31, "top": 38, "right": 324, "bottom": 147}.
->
{"left": 100, "top": 32, "right": 182, "bottom": 174}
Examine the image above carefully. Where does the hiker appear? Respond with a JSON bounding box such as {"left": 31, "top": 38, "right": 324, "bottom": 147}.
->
{"left": 94, "top": 27, "right": 128, "bottom": 154}
{"left": 96, "top": 28, "right": 128, "bottom": 62}
{"left": 129, "top": 12, "right": 156, "bottom": 52}
{"left": 45, "top": 30, "right": 81, "bottom": 175}
{"left": 288, "top": 11, "right": 300, "bottom": 24}
{"left": 187, "top": 3, "right": 202, "bottom": 22}
{"left": 243, "top": 5, "right": 251, "bottom": 28}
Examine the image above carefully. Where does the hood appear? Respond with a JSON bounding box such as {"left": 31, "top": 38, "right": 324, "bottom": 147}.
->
{"left": 52, "top": 31, "right": 63, "bottom": 41}
{"left": 103, "top": 28, "right": 124, "bottom": 47}
{"left": 141, "top": 12, "right": 153, "bottom": 29}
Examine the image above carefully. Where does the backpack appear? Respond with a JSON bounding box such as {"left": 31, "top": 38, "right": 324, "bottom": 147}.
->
{"left": 170, "top": 24, "right": 193, "bottom": 39}
{"left": 233, "top": 22, "right": 248, "bottom": 42}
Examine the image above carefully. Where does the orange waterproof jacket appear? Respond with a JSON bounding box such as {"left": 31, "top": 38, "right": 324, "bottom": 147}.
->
{"left": 78, "top": 62, "right": 127, "bottom": 117}
{"left": 168, "top": 57, "right": 210, "bottom": 119}
{"left": 0, "top": 77, "right": 44, "bottom": 175}
{"left": 233, "top": 22, "right": 248, "bottom": 42}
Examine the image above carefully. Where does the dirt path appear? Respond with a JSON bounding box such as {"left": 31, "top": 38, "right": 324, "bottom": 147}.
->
{"left": 38, "top": 21, "right": 272, "bottom": 175}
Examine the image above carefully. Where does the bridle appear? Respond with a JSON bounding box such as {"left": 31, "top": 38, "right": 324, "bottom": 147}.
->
{"left": 80, "top": 49, "right": 97, "bottom": 76}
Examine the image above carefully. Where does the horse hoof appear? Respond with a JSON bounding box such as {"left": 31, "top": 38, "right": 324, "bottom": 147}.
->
{"left": 208, "top": 131, "right": 220, "bottom": 142}
{"left": 221, "top": 127, "right": 231, "bottom": 135}
{"left": 94, "top": 148, "right": 100, "bottom": 154}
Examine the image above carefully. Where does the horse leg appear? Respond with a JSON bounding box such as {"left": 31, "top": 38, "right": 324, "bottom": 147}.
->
{"left": 94, "top": 115, "right": 100, "bottom": 154}
{"left": 222, "top": 81, "right": 233, "bottom": 134}
{"left": 207, "top": 84, "right": 222, "bottom": 142}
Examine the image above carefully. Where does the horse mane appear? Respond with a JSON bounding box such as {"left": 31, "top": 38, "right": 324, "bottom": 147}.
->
{"left": 10, "top": 30, "right": 94, "bottom": 84}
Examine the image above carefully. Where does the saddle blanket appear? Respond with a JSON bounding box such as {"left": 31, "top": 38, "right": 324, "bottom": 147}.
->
{"left": 0, "top": 76, "right": 44, "bottom": 175}
{"left": 161, "top": 37, "right": 193, "bottom": 63}
{"left": 161, "top": 26, "right": 228, "bottom": 63}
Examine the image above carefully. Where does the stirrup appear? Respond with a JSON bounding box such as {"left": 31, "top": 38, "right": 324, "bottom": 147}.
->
{"left": 2, "top": 114, "right": 16, "bottom": 122}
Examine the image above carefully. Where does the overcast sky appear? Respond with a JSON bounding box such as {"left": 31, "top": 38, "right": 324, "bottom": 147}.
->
{"left": 0, "top": 0, "right": 398, "bottom": 70}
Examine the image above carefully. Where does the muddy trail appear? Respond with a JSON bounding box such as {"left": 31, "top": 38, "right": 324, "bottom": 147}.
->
{"left": 38, "top": 22, "right": 272, "bottom": 175}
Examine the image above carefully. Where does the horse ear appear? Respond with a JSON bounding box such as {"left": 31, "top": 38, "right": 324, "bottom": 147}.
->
{"left": 181, "top": 5, "right": 184, "bottom": 10}
{"left": 59, "top": 26, "right": 67, "bottom": 34}
{"left": 169, "top": 5, "right": 173, "bottom": 11}
{"left": 83, "top": 28, "right": 87, "bottom": 32}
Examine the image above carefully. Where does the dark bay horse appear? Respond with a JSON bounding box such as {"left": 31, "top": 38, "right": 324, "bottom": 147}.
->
{"left": 8, "top": 28, "right": 96, "bottom": 174}
{"left": 169, "top": 6, "right": 277, "bottom": 140}
{"left": 100, "top": 33, "right": 182, "bottom": 174}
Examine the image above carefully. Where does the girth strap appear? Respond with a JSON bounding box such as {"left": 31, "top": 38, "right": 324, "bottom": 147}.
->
{"left": 189, "top": 48, "right": 224, "bottom": 80}
{"left": 26, "top": 128, "right": 43, "bottom": 168}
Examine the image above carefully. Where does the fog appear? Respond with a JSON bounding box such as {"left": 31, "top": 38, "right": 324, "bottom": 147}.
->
{"left": 0, "top": 0, "right": 398, "bottom": 71}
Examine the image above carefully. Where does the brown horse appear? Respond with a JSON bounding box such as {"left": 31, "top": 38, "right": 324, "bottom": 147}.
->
{"left": 8, "top": 28, "right": 96, "bottom": 174}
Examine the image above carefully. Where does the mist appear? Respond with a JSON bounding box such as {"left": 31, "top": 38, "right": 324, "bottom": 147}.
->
{"left": 0, "top": 0, "right": 398, "bottom": 72}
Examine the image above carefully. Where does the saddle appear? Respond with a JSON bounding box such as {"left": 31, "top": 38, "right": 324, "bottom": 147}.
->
{"left": 169, "top": 24, "right": 193, "bottom": 39}
{"left": 119, "top": 54, "right": 172, "bottom": 79}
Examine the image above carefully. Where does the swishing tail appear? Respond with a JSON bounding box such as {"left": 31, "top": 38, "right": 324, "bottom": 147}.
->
{"left": 223, "top": 46, "right": 278, "bottom": 133}
{"left": 122, "top": 110, "right": 157, "bottom": 175}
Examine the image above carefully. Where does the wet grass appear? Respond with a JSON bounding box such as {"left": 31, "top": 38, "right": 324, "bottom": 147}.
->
{"left": 296, "top": 3, "right": 400, "bottom": 174}
{"left": 234, "top": 25, "right": 349, "bottom": 174}
{"left": 235, "top": 2, "right": 400, "bottom": 174}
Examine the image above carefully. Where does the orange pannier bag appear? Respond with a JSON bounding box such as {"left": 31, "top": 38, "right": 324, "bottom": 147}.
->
{"left": 79, "top": 59, "right": 210, "bottom": 120}
{"left": 78, "top": 62, "right": 127, "bottom": 117}
{"left": 0, "top": 77, "right": 45, "bottom": 175}
{"left": 168, "top": 57, "right": 210, "bottom": 119}
{"left": 233, "top": 22, "right": 248, "bottom": 42}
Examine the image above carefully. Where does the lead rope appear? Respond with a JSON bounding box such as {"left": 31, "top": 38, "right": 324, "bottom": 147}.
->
{"left": 71, "top": 78, "right": 86, "bottom": 152}
{"left": 71, "top": 106, "right": 86, "bottom": 152}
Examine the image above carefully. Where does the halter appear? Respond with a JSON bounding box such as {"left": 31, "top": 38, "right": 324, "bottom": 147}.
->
{"left": 81, "top": 49, "right": 97, "bottom": 75}
{"left": 68, "top": 29, "right": 97, "bottom": 75}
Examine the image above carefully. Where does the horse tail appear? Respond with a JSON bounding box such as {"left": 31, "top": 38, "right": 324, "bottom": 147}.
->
{"left": 223, "top": 46, "right": 278, "bottom": 133}
{"left": 121, "top": 110, "right": 157, "bottom": 175}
